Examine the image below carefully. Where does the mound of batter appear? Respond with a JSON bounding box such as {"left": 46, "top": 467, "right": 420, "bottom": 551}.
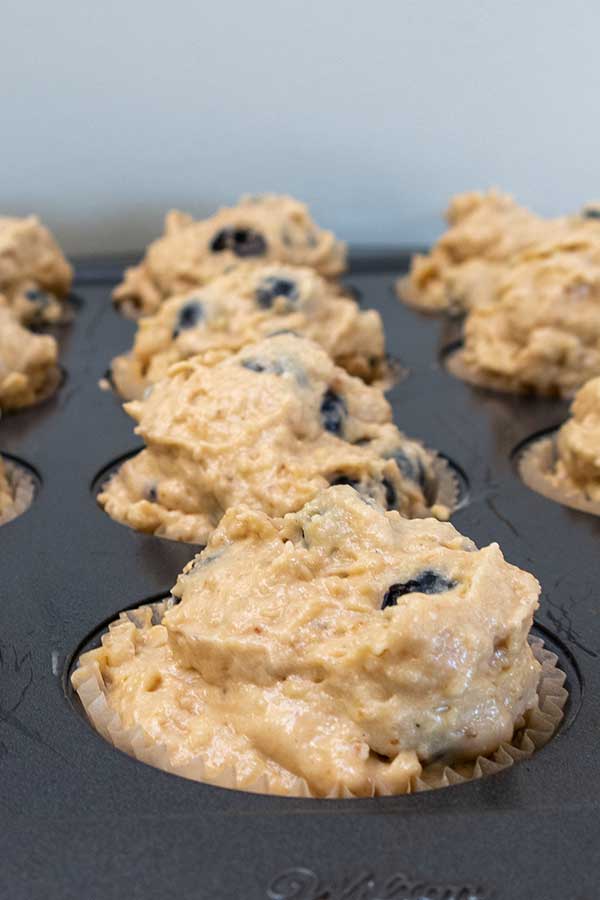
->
{"left": 113, "top": 195, "right": 346, "bottom": 318}
{"left": 99, "top": 334, "right": 448, "bottom": 543}
{"left": 74, "top": 485, "right": 541, "bottom": 796}
{"left": 0, "top": 215, "right": 72, "bottom": 324}
{"left": 547, "top": 377, "right": 600, "bottom": 500}
{"left": 398, "top": 190, "right": 570, "bottom": 313}
{"left": 110, "top": 263, "right": 385, "bottom": 400}
{"left": 454, "top": 226, "right": 600, "bottom": 395}
{"left": 0, "top": 307, "right": 60, "bottom": 411}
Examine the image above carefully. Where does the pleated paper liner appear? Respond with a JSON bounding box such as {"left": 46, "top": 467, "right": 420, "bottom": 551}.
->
{"left": 72, "top": 600, "right": 567, "bottom": 799}
{"left": 519, "top": 433, "right": 600, "bottom": 517}
{"left": 0, "top": 457, "right": 36, "bottom": 526}
{"left": 432, "top": 453, "right": 464, "bottom": 517}
{"left": 35, "top": 364, "right": 63, "bottom": 405}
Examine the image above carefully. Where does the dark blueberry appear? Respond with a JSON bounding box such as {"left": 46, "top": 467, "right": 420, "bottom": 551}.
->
{"left": 242, "top": 359, "right": 267, "bottom": 373}
{"left": 210, "top": 227, "right": 267, "bottom": 258}
{"left": 25, "top": 288, "right": 50, "bottom": 307}
{"left": 267, "top": 328, "right": 300, "bottom": 338}
{"left": 329, "top": 474, "right": 360, "bottom": 490}
{"left": 583, "top": 207, "right": 600, "bottom": 219}
{"left": 172, "top": 300, "right": 203, "bottom": 338}
{"left": 392, "top": 448, "right": 419, "bottom": 482}
{"left": 150, "top": 606, "right": 165, "bottom": 625}
{"left": 342, "top": 283, "right": 362, "bottom": 303}
{"left": 320, "top": 389, "right": 347, "bottom": 436}
{"left": 256, "top": 277, "right": 298, "bottom": 310}
{"left": 391, "top": 449, "right": 436, "bottom": 506}
{"left": 241, "top": 358, "right": 285, "bottom": 375}
{"left": 382, "top": 571, "right": 456, "bottom": 609}
{"left": 191, "top": 552, "right": 219, "bottom": 570}
{"left": 382, "top": 476, "right": 396, "bottom": 509}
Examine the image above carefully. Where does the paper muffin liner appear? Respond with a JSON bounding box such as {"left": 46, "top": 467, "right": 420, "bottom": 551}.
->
{"left": 519, "top": 433, "right": 600, "bottom": 517}
{"left": 432, "top": 454, "right": 461, "bottom": 516}
{"left": 0, "top": 458, "right": 36, "bottom": 526}
{"left": 72, "top": 600, "right": 567, "bottom": 798}
{"left": 30, "top": 364, "right": 63, "bottom": 407}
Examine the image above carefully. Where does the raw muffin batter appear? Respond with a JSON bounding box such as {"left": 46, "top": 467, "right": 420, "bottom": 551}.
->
{"left": 73, "top": 485, "right": 542, "bottom": 796}
{"left": 110, "top": 263, "right": 386, "bottom": 400}
{"left": 0, "top": 307, "right": 60, "bottom": 410}
{"left": 452, "top": 227, "right": 600, "bottom": 395}
{"left": 398, "top": 190, "right": 566, "bottom": 313}
{"left": 528, "top": 376, "right": 600, "bottom": 505}
{"left": 99, "top": 334, "right": 448, "bottom": 543}
{"left": 554, "top": 376, "right": 600, "bottom": 496}
{"left": 0, "top": 215, "right": 72, "bottom": 324}
{"left": 113, "top": 195, "right": 346, "bottom": 317}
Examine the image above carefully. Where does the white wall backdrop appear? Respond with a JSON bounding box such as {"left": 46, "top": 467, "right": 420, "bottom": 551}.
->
{"left": 2, "top": 0, "right": 598, "bottom": 255}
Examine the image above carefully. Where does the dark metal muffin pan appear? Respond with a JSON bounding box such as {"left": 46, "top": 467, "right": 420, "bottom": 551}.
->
{"left": 0, "top": 251, "right": 597, "bottom": 900}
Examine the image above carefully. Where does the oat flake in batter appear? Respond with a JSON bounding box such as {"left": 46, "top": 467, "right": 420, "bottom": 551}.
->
{"left": 113, "top": 195, "right": 346, "bottom": 318}
{"left": 110, "top": 263, "right": 386, "bottom": 401}
{"left": 73, "top": 485, "right": 542, "bottom": 797}
{"left": 99, "top": 334, "right": 449, "bottom": 544}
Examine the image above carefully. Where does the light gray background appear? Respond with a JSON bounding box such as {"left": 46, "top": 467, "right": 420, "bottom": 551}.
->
{"left": 2, "top": 0, "right": 598, "bottom": 256}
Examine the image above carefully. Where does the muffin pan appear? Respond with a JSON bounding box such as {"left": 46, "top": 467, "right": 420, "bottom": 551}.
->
{"left": 0, "top": 250, "right": 596, "bottom": 900}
